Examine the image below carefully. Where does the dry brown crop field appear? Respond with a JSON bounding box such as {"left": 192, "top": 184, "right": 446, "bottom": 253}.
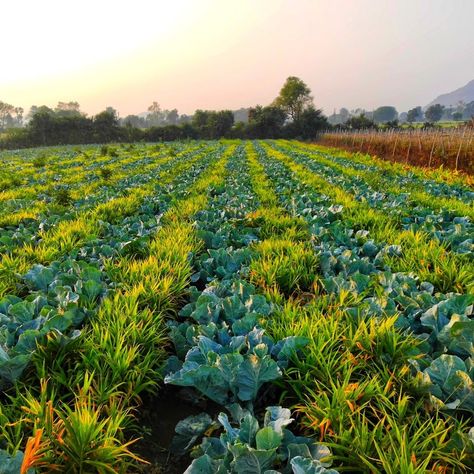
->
{"left": 319, "top": 125, "right": 474, "bottom": 174}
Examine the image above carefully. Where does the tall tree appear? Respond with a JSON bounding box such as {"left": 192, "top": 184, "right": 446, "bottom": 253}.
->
{"left": 345, "top": 114, "right": 376, "bottom": 129}
{"left": 373, "top": 106, "right": 398, "bottom": 123}
{"left": 0, "top": 102, "right": 24, "bottom": 129}
{"left": 425, "top": 104, "right": 445, "bottom": 122}
{"left": 166, "top": 109, "right": 179, "bottom": 125}
{"left": 0, "top": 101, "right": 15, "bottom": 130}
{"left": 147, "top": 101, "right": 165, "bottom": 126}
{"left": 122, "top": 115, "right": 147, "bottom": 128}
{"left": 247, "top": 105, "right": 286, "bottom": 138}
{"left": 93, "top": 109, "right": 120, "bottom": 142}
{"left": 273, "top": 76, "right": 313, "bottom": 121}
{"left": 292, "top": 105, "right": 328, "bottom": 138}
{"left": 462, "top": 101, "right": 474, "bottom": 120}
{"left": 55, "top": 101, "right": 82, "bottom": 117}
{"left": 191, "top": 110, "right": 234, "bottom": 139}
{"left": 339, "top": 107, "right": 350, "bottom": 122}
{"left": 406, "top": 106, "right": 423, "bottom": 123}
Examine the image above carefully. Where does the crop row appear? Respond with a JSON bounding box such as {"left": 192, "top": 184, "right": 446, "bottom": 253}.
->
{"left": 161, "top": 141, "right": 473, "bottom": 472}
{"left": 0, "top": 140, "right": 472, "bottom": 473}
{"left": 0, "top": 142, "right": 233, "bottom": 471}
{"left": 0, "top": 143, "right": 214, "bottom": 296}
{"left": 271, "top": 141, "right": 474, "bottom": 256}
{"left": 288, "top": 141, "right": 473, "bottom": 201}
{"left": 247, "top": 142, "right": 473, "bottom": 471}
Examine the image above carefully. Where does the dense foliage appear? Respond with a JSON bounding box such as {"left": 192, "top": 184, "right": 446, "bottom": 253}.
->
{"left": 0, "top": 77, "right": 329, "bottom": 149}
{"left": 0, "top": 140, "right": 472, "bottom": 473}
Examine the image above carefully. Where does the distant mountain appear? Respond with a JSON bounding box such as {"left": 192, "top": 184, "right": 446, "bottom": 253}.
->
{"left": 427, "top": 79, "right": 474, "bottom": 107}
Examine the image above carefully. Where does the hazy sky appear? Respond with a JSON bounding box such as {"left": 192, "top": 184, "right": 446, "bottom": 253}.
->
{"left": 2, "top": 0, "right": 473, "bottom": 116}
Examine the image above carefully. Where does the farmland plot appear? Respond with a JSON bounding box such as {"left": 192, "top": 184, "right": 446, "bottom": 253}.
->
{"left": 0, "top": 141, "right": 472, "bottom": 473}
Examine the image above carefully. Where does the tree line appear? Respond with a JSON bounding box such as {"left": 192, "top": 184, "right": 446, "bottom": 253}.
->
{"left": 0, "top": 77, "right": 329, "bottom": 148}
{"left": 328, "top": 102, "right": 474, "bottom": 129}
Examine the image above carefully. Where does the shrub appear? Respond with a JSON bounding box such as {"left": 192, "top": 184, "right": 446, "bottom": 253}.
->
{"left": 52, "top": 187, "right": 72, "bottom": 206}
{"left": 33, "top": 155, "right": 47, "bottom": 168}
{"left": 99, "top": 167, "right": 113, "bottom": 180}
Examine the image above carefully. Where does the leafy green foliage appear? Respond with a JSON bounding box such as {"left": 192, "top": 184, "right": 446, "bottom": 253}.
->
{"left": 0, "top": 139, "right": 472, "bottom": 473}
{"left": 180, "top": 406, "right": 337, "bottom": 473}
{"left": 0, "top": 450, "right": 25, "bottom": 474}
{"left": 32, "top": 154, "right": 47, "bottom": 168}
{"left": 51, "top": 186, "right": 73, "bottom": 206}
{"left": 99, "top": 167, "right": 113, "bottom": 180}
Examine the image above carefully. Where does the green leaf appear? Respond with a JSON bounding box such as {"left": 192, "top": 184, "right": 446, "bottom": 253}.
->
{"left": 233, "top": 449, "right": 262, "bottom": 474}
{"left": 237, "top": 354, "right": 281, "bottom": 402}
{"left": 14, "top": 330, "right": 40, "bottom": 353}
{"left": 24, "top": 264, "right": 55, "bottom": 291}
{"left": 256, "top": 427, "right": 282, "bottom": 450}
{"left": 0, "top": 352, "right": 30, "bottom": 384}
{"left": 165, "top": 363, "right": 230, "bottom": 405}
{"left": 290, "top": 456, "right": 338, "bottom": 474}
{"left": 81, "top": 279, "right": 103, "bottom": 303}
{"left": 43, "top": 311, "right": 75, "bottom": 333}
{"left": 424, "top": 355, "right": 474, "bottom": 412}
{"left": 8, "top": 301, "right": 36, "bottom": 323}
{"left": 0, "top": 450, "right": 27, "bottom": 474}
{"left": 185, "top": 454, "right": 218, "bottom": 474}
{"left": 171, "top": 413, "right": 213, "bottom": 455}
{"left": 437, "top": 316, "right": 474, "bottom": 358}
{"left": 239, "top": 414, "right": 259, "bottom": 444}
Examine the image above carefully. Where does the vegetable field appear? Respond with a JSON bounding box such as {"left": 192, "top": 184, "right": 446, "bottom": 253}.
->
{"left": 0, "top": 140, "right": 473, "bottom": 473}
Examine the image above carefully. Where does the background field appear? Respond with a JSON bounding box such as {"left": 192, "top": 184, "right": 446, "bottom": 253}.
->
{"left": 319, "top": 127, "right": 474, "bottom": 174}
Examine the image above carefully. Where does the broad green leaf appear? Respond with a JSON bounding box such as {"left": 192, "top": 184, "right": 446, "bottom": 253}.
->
{"left": 237, "top": 354, "right": 281, "bottom": 402}
{"left": 0, "top": 450, "right": 27, "bottom": 474}
{"left": 256, "top": 427, "right": 282, "bottom": 450}
{"left": 24, "top": 264, "right": 55, "bottom": 291}
{"left": 184, "top": 454, "right": 217, "bottom": 474}
{"left": 171, "top": 413, "right": 213, "bottom": 455}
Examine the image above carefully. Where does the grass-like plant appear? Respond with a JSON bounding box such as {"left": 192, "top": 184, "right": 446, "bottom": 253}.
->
{"left": 250, "top": 238, "right": 319, "bottom": 296}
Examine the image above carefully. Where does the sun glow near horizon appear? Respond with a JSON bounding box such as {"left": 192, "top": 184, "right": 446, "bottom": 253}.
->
{"left": 2, "top": 0, "right": 474, "bottom": 116}
{"left": 4, "top": 1, "right": 199, "bottom": 82}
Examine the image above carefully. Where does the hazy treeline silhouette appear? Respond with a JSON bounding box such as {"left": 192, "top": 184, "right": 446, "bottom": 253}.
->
{"left": 0, "top": 77, "right": 329, "bottom": 149}
{"left": 328, "top": 102, "right": 474, "bottom": 128}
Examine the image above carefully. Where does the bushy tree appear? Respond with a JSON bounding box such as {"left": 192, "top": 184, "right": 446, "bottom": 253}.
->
{"left": 192, "top": 110, "right": 234, "bottom": 139}
{"left": 462, "top": 101, "right": 474, "bottom": 120}
{"left": 192, "top": 110, "right": 210, "bottom": 134}
{"left": 291, "top": 106, "right": 328, "bottom": 138}
{"left": 146, "top": 101, "right": 164, "bottom": 126}
{"left": 247, "top": 105, "right": 286, "bottom": 138}
{"left": 93, "top": 109, "right": 120, "bottom": 142}
{"left": 339, "top": 108, "right": 350, "bottom": 122}
{"left": 344, "top": 114, "right": 376, "bottom": 129}
{"left": 270, "top": 76, "right": 328, "bottom": 138}
{"left": 383, "top": 119, "right": 400, "bottom": 129}
{"left": 55, "top": 101, "right": 82, "bottom": 117}
{"left": 0, "top": 101, "right": 23, "bottom": 130}
{"left": 208, "top": 111, "right": 234, "bottom": 138}
{"left": 122, "top": 115, "right": 147, "bottom": 128}
{"left": 373, "top": 106, "right": 398, "bottom": 123}
{"left": 166, "top": 109, "right": 179, "bottom": 125}
{"left": 425, "top": 104, "right": 445, "bottom": 122}
{"left": 273, "top": 76, "right": 313, "bottom": 121}
{"left": 406, "top": 106, "right": 423, "bottom": 123}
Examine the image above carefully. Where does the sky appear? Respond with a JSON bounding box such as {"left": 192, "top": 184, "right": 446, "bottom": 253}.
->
{"left": 2, "top": 0, "right": 473, "bottom": 117}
